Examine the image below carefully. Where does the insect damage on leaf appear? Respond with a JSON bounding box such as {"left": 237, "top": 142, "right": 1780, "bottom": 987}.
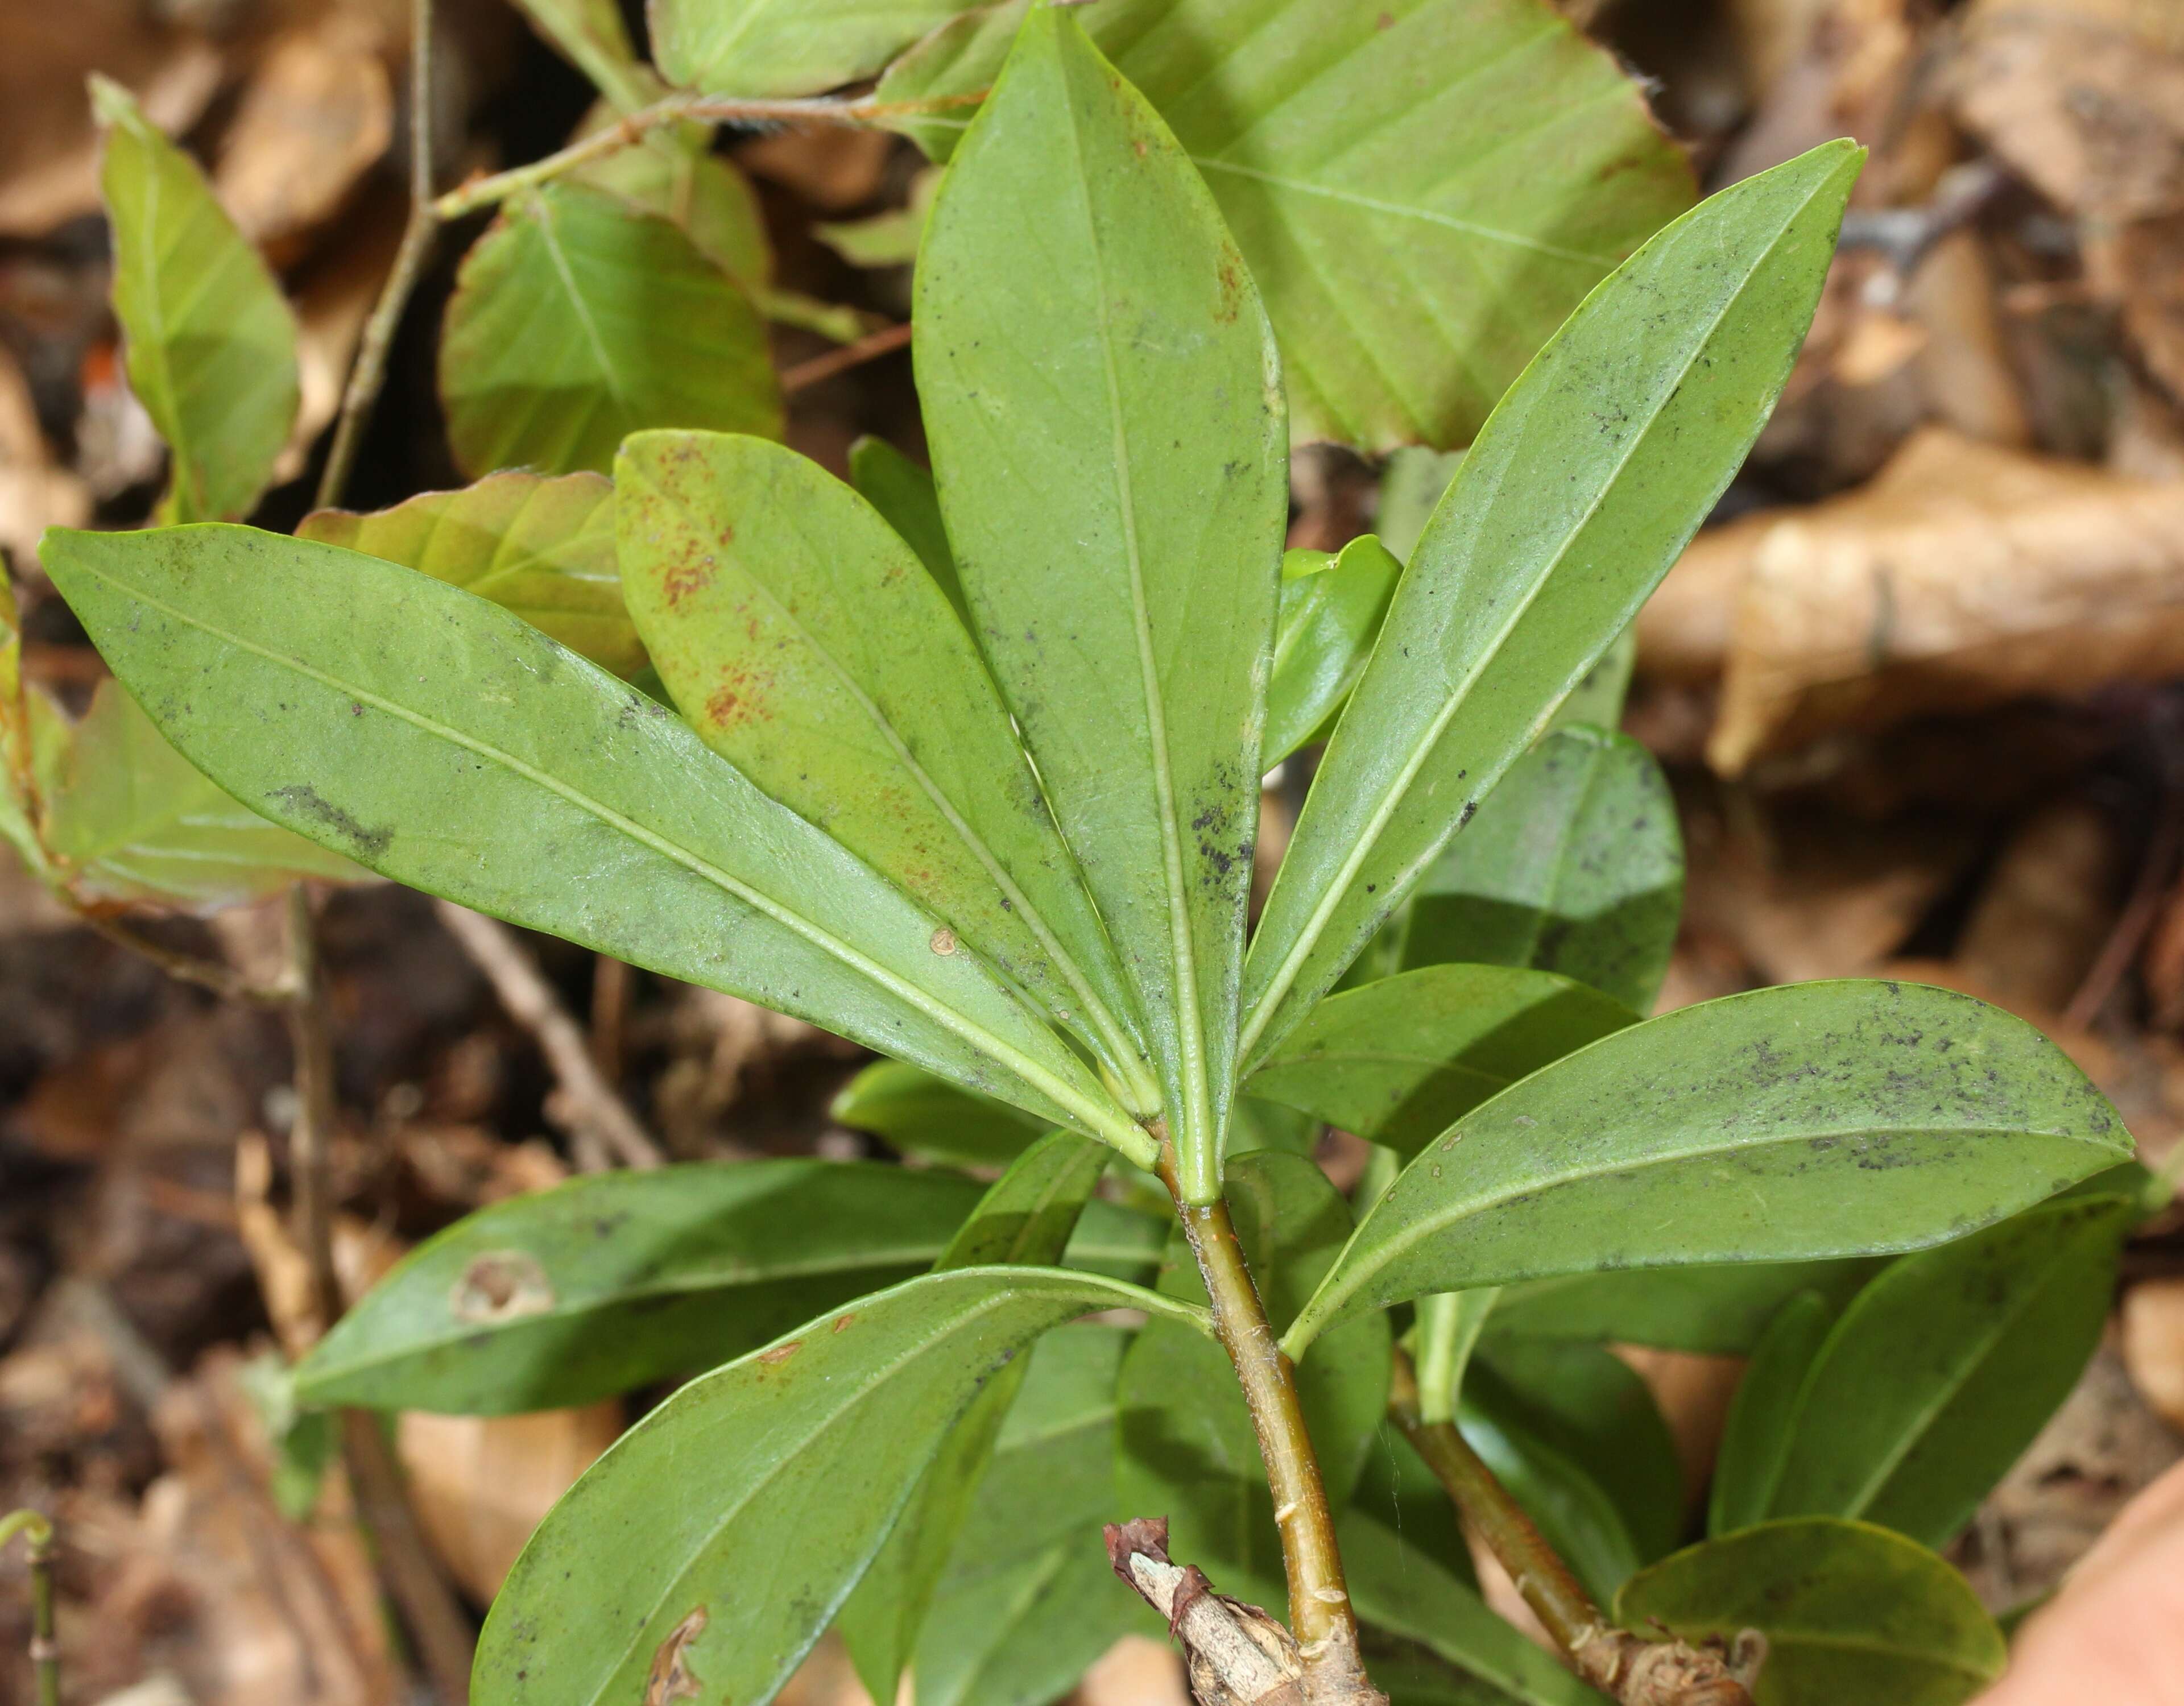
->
{"left": 644, "top": 1608, "right": 709, "bottom": 1706}
{"left": 450, "top": 1250, "right": 556, "bottom": 1324}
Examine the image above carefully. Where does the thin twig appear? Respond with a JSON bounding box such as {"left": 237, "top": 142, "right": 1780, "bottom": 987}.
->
{"left": 82, "top": 912, "right": 293, "bottom": 1005}
{"left": 284, "top": 888, "right": 478, "bottom": 1706}
{"left": 1388, "top": 1351, "right": 1759, "bottom": 1706}
{"left": 2064, "top": 786, "right": 2184, "bottom": 1031}
{"left": 0, "top": 1510, "right": 58, "bottom": 1706}
{"left": 781, "top": 320, "right": 914, "bottom": 394}
{"left": 434, "top": 901, "right": 665, "bottom": 1170}
{"left": 314, "top": 0, "right": 439, "bottom": 510}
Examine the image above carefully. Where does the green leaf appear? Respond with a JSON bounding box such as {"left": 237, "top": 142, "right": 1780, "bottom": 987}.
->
{"left": 294, "top": 1160, "right": 988, "bottom": 1411}
{"left": 618, "top": 431, "right": 1152, "bottom": 1096}
{"left": 913, "top": 9, "right": 1288, "bottom": 1199}
{"left": 818, "top": 169, "right": 942, "bottom": 272}
{"left": 42, "top": 524, "right": 1155, "bottom": 1164}
{"left": 1614, "top": 1519, "right": 2006, "bottom": 1706}
{"left": 92, "top": 74, "right": 298, "bottom": 524}
{"left": 472, "top": 1265, "right": 1205, "bottom": 1706}
{"left": 1475, "top": 1340, "right": 1682, "bottom": 1567}
{"left": 1240, "top": 143, "right": 1860, "bottom": 1069}
{"left": 849, "top": 436, "right": 966, "bottom": 622}
{"left": 572, "top": 111, "right": 772, "bottom": 285}
{"left": 882, "top": 0, "right": 1695, "bottom": 450}
{"left": 1266, "top": 537, "right": 1403, "bottom": 765}
{"left": 913, "top": 1529, "right": 1152, "bottom": 1706}
{"left": 1487, "top": 1260, "right": 1883, "bottom": 1356}
{"left": 1246, "top": 963, "right": 1636, "bottom": 1157}
{"left": 654, "top": 0, "right": 974, "bottom": 98}
{"left": 840, "top": 1133, "right": 1109, "bottom": 1705}
{"left": 297, "top": 471, "right": 644, "bottom": 677}
{"left": 1547, "top": 627, "right": 1636, "bottom": 736}
{"left": 1412, "top": 1289, "right": 1499, "bottom": 1422}
{"left": 1284, "top": 980, "right": 2131, "bottom": 1353}
{"left": 509, "top": 0, "right": 656, "bottom": 111}
{"left": 1394, "top": 728, "right": 1680, "bottom": 1014}
{"left": 1459, "top": 1370, "right": 1641, "bottom": 1603}
{"left": 439, "top": 183, "right": 779, "bottom": 479}
{"left": 1341, "top": 1514, "right": 1604, "bottom": 1706}
{"left": 1761, "top": 1192, "right": 2135, "bottom": 1546}
{"left": 832, "top": 1059, "right": 1045, "bottom": 1168}
{"left": 43, "top": 682, "right": 362, "bottom": 910}
{"left": 1117, "top": 1151, "right": 1391, "bottom": 1609}
{"left": 1349, "top": 1422, "right": 1478, "bottom": 1591}
{"left": 1377, "top": 449, "right": 1465, "bottom": 565}
{"left": 1709, "top": 1291, "right": 1833, "bottom": 1537}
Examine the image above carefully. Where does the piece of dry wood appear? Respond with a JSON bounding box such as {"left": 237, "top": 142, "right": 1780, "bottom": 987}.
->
{"left": 1105, "top": 1518, "right": 1312, "bottom": 1706}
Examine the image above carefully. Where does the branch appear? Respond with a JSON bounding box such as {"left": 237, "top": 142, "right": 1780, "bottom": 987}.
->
{"left": 1387, "top": 1351, "right": 1761, "bottom": 1706}
{"left": 1107, "top": 1518, "right": 1308, "bottom": 1706}
{"left": 0, "top": 1510, "right": 57, "bottom": 1706}
{"left": 433, "top": 900, "right": 665, "bottom": 1170}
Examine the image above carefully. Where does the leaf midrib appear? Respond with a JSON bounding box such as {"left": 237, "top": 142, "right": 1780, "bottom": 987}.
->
{"left": 73, "top": 550, "right": 1144, "bottom": 1157}
{"left": 1240, "top": 169, "right": 1834, "bottom": 1071}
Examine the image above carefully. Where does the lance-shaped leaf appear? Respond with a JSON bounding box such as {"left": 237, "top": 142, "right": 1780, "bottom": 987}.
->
{"left": 1615, "top": 1519, "right": 2006, "bottom": 1706}
{"left": 1244, "top": 963, "right": 1637, "bottom": 1157}
{"left": 832, "top": 1059, "right": 1046, "bottom": 1169}
{"left": 1283, "top": 980, "right": 2130, "bottom": 1353}
{"left": 1760, "top": 1191, "right": 2136, "bottom": 1546}
{"left": 1118, "top": 1150, "right": 1391, "bottom": 1610}
{"left": 618, "top": 432, "right": 1152, "bottom": 1094}
{"left": 42, "top": 524, "right": 1155, "bottom": 1165}
{"left": 93, "top": 76, "right": 298, "bottom": 524}
{"left": 882, "top": 0, "right": 1695, "bottom": 450}
{"left": 439, "top": 183, "right": 779, "bottom": 478}
{"left": 915, "top": 10, "right": 1288, "bottom": 1198}
{"left": 1265, "top": 537, "right": 1404, "bottom": 765}
{"left": 293, "top": 1160, "right": 989, "bottom": 1413}
{"left": 1486, "top": 1258, "right": 1882, "bottom": 1356}
{"left": 1341, "top": 1515, "right": 1602, "bottom": 1706}
{"left": 1393, "top": 727, "right": 1682, "bottom": 1015}
{"left": 653, "top": 0, "right": 973, "bottom": 100}
{"left": 840, "top": 1132, "right": 1108, "bottom": 1705}
{"left": 849, "top": 437, "right": 965, "bottom": 622}
{"left": 1709, "top": 1290, "right": 1833, "bottom": 1537}
{"left": 41, "top": 683, "right": 362, "bottom": 911}
{"left": 913, "top": 1527, "right": 1151, "bottom": 1706}
{"left": 1241, "top": 143, "right": 1860, "bottom": 1070}
{"left": 471, "top": 1266, "right": 1207, "bottom": 1706}
{"left": 298, "top": 471, "right": 643, "bottom": 676}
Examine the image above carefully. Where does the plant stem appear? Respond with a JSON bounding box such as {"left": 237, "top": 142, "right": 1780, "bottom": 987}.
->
{"left": 1388, "top": 1350, "right": 1756, "bottom": 1706}
{"left": 0, "top": 1510, "right": 57, "bottom": 1706}
{"left": 1159, "top": 1149, "right": 1380, "bottom": 1705}
{"left": 314, "top": 0, "right": 438, "bottom": 511}
{"left": 780, "top": 321, "right": 914, "bottom": 394}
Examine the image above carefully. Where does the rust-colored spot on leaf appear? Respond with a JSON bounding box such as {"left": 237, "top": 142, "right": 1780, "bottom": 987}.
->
{"left": 832, "top": 1312, "right": 856, "bottom": 1333}
{"left": 706, "top": 686, "right": 740, "bottom": 723}
{"left": 661, "top": 559, "right": 714, "bottom": 609}
{"left": 644, "top": 1608, "right": 707, "bottom": 1706}
{"left": 930, "top": 928, "right": 957, "bottom": 956}
{"left": 759, "top": 1340, "right": 802, "bottom": 1364}
{"left": 449, "top": 1250, "right": 554, "bottom": 1323}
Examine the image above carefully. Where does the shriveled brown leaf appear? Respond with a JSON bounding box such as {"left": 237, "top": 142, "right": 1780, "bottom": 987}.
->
{"left": 2120, "top": 1278, "right": 2184, "bottom": 1431}
{"left": 213, "top": 9, "right": 394, "bottom": 251}
{"left": 1697, "top": 429, "right": 2184, "bottom": 772}
{"left": 1949, "top": 0, "right": 2184, "bottom": 223}
{"left": 1954, "top": 797, "right": 2123, "bottom": 1011}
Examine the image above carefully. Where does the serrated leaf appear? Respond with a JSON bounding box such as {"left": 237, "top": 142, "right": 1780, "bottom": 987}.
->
{"left": 1267, "top": 537, "right": 1403, "bottom": 765}
{"left": 472, "top": 1266, "right": 1206, "bottom": 1706}
{"left": 1487, "top": 1259, "right": 1883, "bottom": 1356}
{"left": 92, "top": 74, "right": 298, "bottom": 524}
{"left": 1761, "top": 1192, "right": 2135, "bottom": 1546}
{"left": 1284, "top": 980, "right": 2131, "bottom": 1353}
{"left": 840, "top": 1133, "right": 1108, "bottom": 1705}
{"left": 1117, "top": 1150, "right": 1391, "bottom": 1610}
{"left": 882, "top": 0, "right": 1695, "bottom": 450}
{"left": 1341, "top": 1514, "right": 1603, "bottom": 1706}
{"left": 1241, "top": 143, "right": 1859, "bottom": 1069}
{"left": 1245, "top": 963, "right": 1636, "bottom": 1157}
{"left": 295, "top": 1160, "right": 990, "bottom": 1412}
{"left": 1709, "top": 1290, "right": 1833, "bottom": 1537}
{"left": 848, "top": 437, "right": 965, "bottom": 622}
{"left": 42, "top": 524, "right": 1156, "bottom": 1165}
{"left": 298, "top": 471, "right": 643, "bottom": 676}
{"left": 914, "top": 10, "right": 1288, "bottom": 1198}
{"left": 43, "top": 682, "right": 362, "bottom": 910}
{"left": 618, "top": 431, "right": 1152, "bottom": 1094}
{"left": 1614, "top": 1519, "right": 2006, "bottom": 1706}
{"left": 1394, "top": 727, "right": 1681, "bottom": 1014}
{"left": 439, "top": 183, "right": 779, "bottom": 478}
{"left": 571, "top": 103, "right": 771, "bottom": 283}
{"left": 653, "top": 0, "right": 974, "bottom": 99}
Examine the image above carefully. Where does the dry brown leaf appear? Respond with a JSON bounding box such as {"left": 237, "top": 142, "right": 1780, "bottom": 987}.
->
{"left": 213, "top": 9, "right": 394, "bottom": 250}
{"left": 1949, "top": 0, "right": 2184, "bottom": 222}
{"left": 1078, "top": 1635, "right": 1193, "bottom": 1706}
{"left": 2117, "top": 211, "right": 2184, "bottom": 404}
{"left": 0, "top": 342, "right": 90, "bottom": 567}
{"left": 396, "top": 1403, "right": 622, "bottom": 1604}
{"left": 0, "top": 7, "right": 221, "bottom": 237}
{"left": 1953, "top": 797, "right": 2123, "bottom": 1011}
{"left": 735, "top": 128, "right": 895, "bottom": 212}
{"left": 1634, "top": 513, "right": 1772, "bottom": 686}
{"left": 2120, "top": 1278, "right": 2184, "bottom": 1431}
{"left": 1699, "top": 429, "right": 2184, "bottom": 773}
{"left": 1901, "top": 230, "right": 2033, "bottom": 449}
